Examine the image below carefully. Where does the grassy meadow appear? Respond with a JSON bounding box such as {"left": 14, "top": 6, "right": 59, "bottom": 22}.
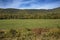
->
{"left": 0, "top": 19, "right": 60, "bottom": 29}
{"left": 0, "top": 19, "right": 60, "bottom": 40}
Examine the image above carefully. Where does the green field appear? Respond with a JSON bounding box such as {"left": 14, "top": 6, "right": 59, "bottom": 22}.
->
{"left": 0, "top": 19, "right": 60, "bottom": 29}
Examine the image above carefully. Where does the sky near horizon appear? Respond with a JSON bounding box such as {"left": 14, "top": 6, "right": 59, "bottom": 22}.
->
{"left": 0, "top": 0, "right": 60, "bottom": 9}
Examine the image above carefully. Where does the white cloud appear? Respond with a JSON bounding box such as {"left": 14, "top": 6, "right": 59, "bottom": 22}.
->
{"left": 0, "top": 0, "right": 60, "bottom": 9}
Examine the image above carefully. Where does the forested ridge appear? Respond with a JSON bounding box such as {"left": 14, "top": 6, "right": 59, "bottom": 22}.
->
{"left": 0, "top": 7, "right": 60, "bottom": 19}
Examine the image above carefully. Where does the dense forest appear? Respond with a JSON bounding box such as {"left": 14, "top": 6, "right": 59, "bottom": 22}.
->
{"left": 0, "top": 7, "right": 60, "bottom": 19}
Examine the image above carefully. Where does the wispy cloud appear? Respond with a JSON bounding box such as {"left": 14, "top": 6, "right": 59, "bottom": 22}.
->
{"left": 0, "top": 0, "right": 60, "bottom": 9}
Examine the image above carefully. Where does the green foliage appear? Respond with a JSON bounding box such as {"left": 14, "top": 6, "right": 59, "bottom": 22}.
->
{"left": 0, "top": 7, "right": 60, "bottom": 19}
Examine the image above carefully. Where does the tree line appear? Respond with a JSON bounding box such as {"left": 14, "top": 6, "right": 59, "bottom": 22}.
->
{"left": 0, "top": 7, "right": 60, "bottom": 19}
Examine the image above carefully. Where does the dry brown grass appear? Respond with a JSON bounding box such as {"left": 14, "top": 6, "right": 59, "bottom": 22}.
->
{"left": 0, "top": 27, "right": 60, "bottom": 40}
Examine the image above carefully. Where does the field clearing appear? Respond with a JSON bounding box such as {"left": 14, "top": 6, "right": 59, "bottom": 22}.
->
{"left": 0, "top": 19, "right": 60, "bottom": 29}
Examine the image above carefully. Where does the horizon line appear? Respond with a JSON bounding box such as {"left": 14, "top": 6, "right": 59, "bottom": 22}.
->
{"left": 0, "top": 7, "right": 60, "bottom": 10}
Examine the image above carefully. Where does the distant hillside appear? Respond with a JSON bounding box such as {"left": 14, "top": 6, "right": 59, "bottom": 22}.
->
{"left": 0, "top": 7, "right": 60, "bottom": 19}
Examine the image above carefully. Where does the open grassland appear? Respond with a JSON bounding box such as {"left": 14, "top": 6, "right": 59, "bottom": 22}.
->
{"left": 0, "top": 19, "right": 60, "bottom": 40}
{"left": 0, "top": 19, "right": 60, "bottom": 29}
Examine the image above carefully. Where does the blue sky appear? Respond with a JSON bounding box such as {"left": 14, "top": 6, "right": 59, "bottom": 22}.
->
{"left": 0, "top": 0, "right": 60, "bottom": 9}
